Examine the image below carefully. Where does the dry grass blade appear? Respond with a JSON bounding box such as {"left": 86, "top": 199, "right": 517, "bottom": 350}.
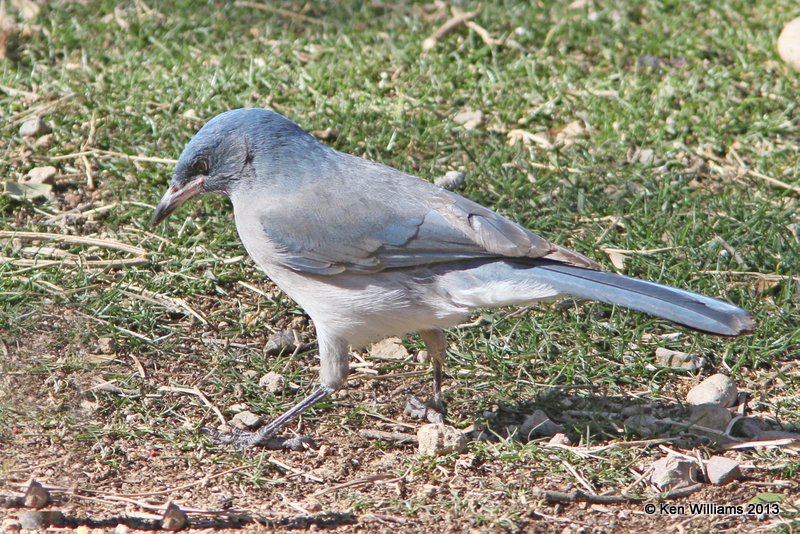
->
{"left": 0, "top": 257, "right": 149, "bottom": 269}
{"left": 0, "top": 231, "right": 146, "bottom": 256}
{"left": 422, "top": 8, "right": 480, "bottom": 50}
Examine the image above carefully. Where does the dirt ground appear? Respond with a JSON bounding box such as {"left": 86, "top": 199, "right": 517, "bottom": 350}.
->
{"left": 1, "top": 307, "right": 796, "bottom": 533}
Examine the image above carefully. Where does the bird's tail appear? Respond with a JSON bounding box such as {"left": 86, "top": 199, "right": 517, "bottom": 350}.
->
{"left": 438, "top": 260, "right": 753, "bottom": 336}
{"left": 528, "top": 263, "right": 753, "bottom": 336}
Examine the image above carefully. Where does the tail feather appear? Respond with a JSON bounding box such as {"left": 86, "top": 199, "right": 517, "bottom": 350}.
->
{"left": 532, "top": 263, "right": 753, "bottom": 336}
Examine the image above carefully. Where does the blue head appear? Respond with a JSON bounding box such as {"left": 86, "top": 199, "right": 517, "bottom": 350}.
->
{"left": 150, "top": 108, "right": 314, "bottom": 226}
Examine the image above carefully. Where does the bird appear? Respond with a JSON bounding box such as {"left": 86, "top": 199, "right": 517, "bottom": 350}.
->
{"left": 151, "top": 108, "right": 753, "bottom": 449}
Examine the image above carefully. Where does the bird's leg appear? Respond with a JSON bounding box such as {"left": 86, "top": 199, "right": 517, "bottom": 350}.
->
{"left": 405, "top": 329, "right": 448, "bottom": 423}
{"left": 208, "top": 385, "right": 335, "bottom": 450}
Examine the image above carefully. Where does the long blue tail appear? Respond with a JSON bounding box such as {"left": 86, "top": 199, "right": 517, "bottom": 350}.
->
{"left": 529, "top": 263, "right": 753, "bottom": 336}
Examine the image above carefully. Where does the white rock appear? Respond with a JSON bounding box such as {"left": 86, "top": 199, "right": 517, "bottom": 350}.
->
{"left": 547, "top": 432, "right": 572, "bottom": 446}
{"left": 417, "top": 424, "right": 467, "bottom": 456}
{"left": 434, "top": 170, "right": 466, "bottom": 191}
{"left": 778, "top": 17, "right": 800, "bottom": 72}
{"left": 19, "top": 116, "right": 51, "bottom": 137}
{"left": 264, "top": 329, "right": 298, "bottom": 355}
{"left": 23, "top": 166, "right": 57, "bottom": 185}
{"left": 453, "top": 110, "right": 483, "bottom": 130}
{"left": 705, "top": 456, "right": 741, "bottom": 485}
{"left": 96, "top": 337, "right": 116, "bottom": 354}
{"left": 230, "top": 410, "right": 262, "bottom": 430}
{"left": 688, "top": 403, "right": 732, "bottom": 432}
{"left": 369, "top": 337, "right": 409, "bottom": 360}
{"left": 258, "top": 371, "right": 286, "bottom": 393}
{"left": 1, "top": 517, "right": 21, "bottom": 534}
{"left": 650, "top": 456, "right": 698, "bottom": 490}
{"left": 686, "top": 373, "right": 738, "bottom": 407}
{"left": 654, "top": 347, "right": 706, "bottom": 370}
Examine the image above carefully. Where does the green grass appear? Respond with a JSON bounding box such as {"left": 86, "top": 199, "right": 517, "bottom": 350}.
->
{"left": 1, "top": 0, "right": 799, "bottom": 530}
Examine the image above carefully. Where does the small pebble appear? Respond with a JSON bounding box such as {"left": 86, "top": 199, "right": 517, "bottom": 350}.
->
{"left": 258, "top": 371, "right": 286, "bottom": 394}
{"left": 23, "top": 479, "right": 50, "bottom": 509}
{"left": 686, "top": 373, "right": 738, "bottom": 407}
{"left": 650, "top": 456, "right": 698, "bottom": 490}
{"left": 369, "top": 337, "right": 409, "bottom": 360}
{"left": 161, "top": 502, "right": 188, "bottom": 531}
{"left": 547, "top": 432, "right": 572, "bottom": 446}
{"left": 705, "top": 456, "right": 741, "bottom": 485}
{"left": 688, "top": 403, "right": 732, "bottom": 432}
{"left": 34, "top": 134, "right": 54, "bottom": 149}
{"left": 637, "top": 148, "right": 655, "bottom": 164}
{"left": 434, "top": 171, "right": 466, "bottom": 191}
{"left": 264, "top": 330, "right": 298, "bottom": 356}
{"left": 96, "top": 337, "right": 116, "bottom": 354}
{"left": 23, "top": 166, "right": 57, "bottom": 185}
{"left": 453, "top": 110, "right": 483, "bottom": 130}
{"left": 1, "top": 518, "right": 21, "bottom": 534}
{"left": 230, "top": 410, "right": 262, "bottom": 430}
{"left": 19, "top": 116, "right": 51, "bottom": 137}
{"left": 654, "top": 347, "right": 706, "bottom": 370}
{"left": 417, "top": 423, "right": 467, "bottom": 456}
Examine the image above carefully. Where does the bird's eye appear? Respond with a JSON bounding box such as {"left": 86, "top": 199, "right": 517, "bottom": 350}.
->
{"left": 191, "top": 158, "right": 208, "bottom": 175}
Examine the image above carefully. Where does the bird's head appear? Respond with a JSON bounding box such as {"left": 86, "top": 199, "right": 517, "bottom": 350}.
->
{"left": 151, "top": 108, "right": 307, "bottom": 226}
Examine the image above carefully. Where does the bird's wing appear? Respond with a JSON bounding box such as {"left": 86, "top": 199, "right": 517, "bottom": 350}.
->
{"left": 257, "top": 157, "right": 599, "bottom": 275}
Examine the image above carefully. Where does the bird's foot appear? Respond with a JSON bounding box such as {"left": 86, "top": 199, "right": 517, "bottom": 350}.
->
{"left": 405, "top": 395, "right": 447, "bottom": 424}
{"left": 204, "top": 425, "right": 317, "bottom": 451}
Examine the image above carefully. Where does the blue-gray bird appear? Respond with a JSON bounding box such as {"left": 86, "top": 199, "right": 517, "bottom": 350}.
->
{"left": 151, "top": 108, "right": 753, "bottom": 448}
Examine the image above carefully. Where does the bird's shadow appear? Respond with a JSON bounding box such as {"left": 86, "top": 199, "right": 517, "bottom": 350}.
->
{"left": 462, "top": 390, "right": 791, "bottom": 448}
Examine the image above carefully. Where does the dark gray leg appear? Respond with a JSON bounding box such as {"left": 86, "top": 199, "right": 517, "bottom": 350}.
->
{"left": 209, "top": 385, "right": 335, "bottom": 449}
{"left": 405, "top": 329, "right": 448, "bottom": 423}
{"left": 420, "top": 329, "right": 447, "bottom": 413}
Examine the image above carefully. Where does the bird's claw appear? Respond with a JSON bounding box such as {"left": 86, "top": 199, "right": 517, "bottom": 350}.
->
{"left": 203, "top": 426, "right": 318, "bottom": 451}
{"left": 405, "top": 395, "right": 446, "bottom": 424}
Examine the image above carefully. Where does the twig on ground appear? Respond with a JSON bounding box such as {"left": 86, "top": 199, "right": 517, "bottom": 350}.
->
{"left": 0, "top": 257, "right": 148, "bottom": 270}
{"left": 0, "top": 231, "right": 146, "bottom": 256}
{"left": 422, "top": 8, "right": 480, "bottom": 50}
{"left": 721, "top": 438, "right": 799, "bottom": 451}
{"left": 268, "top": 458, "right": 324, "bottom": 483}
{"left": 560, "top": 460, "right": 597, "bottom": 494}
{"left": 312, "top": 474, "right": 397, "bottom": 497}
{"left": 464, "top": 21, "right": 502, "bottom": 47}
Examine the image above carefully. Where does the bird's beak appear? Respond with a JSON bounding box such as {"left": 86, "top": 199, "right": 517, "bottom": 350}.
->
{"left": 150, "top": 176, "right": 205, "bottom": 226}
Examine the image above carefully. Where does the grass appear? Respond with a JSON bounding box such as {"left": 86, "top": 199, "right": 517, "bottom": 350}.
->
{"left": 1, "top": 0, "right": 799, "bottom": 531}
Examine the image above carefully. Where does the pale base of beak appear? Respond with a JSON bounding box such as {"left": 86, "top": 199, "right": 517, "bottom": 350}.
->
{"left": 150, "top": 177, "right": 205, "bottom": 226}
